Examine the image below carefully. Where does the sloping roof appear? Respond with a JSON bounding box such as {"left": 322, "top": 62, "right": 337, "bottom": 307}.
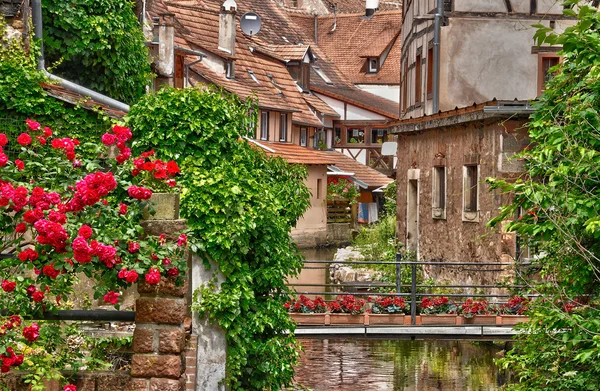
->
{"left": 41, "top": 83, "right": 126, "bottom": 119}
{"left": 326, "top": 151, "right": 394, "bottom": 189}
{"left": 150, "top": 0, "right": 324, "bottom": 127}
{"left": 302, "top": 94, "right": 340, "bottom": 117}
{"left": 320, "top": 0, "right": 402, "bottom": 13}
{"left": 253, "top": 140, "right": 338, "bottom": 165}
{"left": 288, "top": 11, "right": 402, "bottom": 85}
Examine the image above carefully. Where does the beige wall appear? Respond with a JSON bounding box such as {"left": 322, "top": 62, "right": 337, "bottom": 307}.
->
{"left": 255, "top": 109, "right": 293, "bottom": 142}
{"left": 294, "top": 165, "right": 328, "bottom": 231}
{"left": 400, "top": 0, "right": 576, "bottom": 118}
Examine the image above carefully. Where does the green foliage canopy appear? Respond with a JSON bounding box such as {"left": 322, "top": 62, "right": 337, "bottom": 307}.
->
{"left": 127, "top": 87, "right": 312, "bottom": 390}
{"left": 42, "top": 0, "right": 152, "bottom": 105}
{"left": 488, "top": 4, "right": 600, "bottom": 389}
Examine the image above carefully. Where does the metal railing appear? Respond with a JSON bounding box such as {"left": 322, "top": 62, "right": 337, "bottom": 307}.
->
{"left": 288, "top": 253, "right": 536, "bottom": 325}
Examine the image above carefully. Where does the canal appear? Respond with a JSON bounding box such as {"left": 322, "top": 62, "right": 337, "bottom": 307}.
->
{"left": 294, "top": 338, "right": 506, "bottom": 390}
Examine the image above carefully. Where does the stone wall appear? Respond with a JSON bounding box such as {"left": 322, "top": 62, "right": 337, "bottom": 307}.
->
{"left": 395, "top": 119, "right": 526, "bottom": 285}
{"left": 0, "top": 371, "right": 140, "bottom": 391}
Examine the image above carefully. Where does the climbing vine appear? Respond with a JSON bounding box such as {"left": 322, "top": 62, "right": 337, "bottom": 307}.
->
{"left": 127, "top": 87, "right": 312, "bottom": 390}
{"left": 42, "top": 0, "right": 152, "bottom": 105}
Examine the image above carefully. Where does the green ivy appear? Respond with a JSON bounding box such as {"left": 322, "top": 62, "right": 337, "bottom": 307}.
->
{"left": 127, "top": 87, "right": 312, "bottom": 390}
{"left": 488, "top": 3, "right": 600, "bottom": 389}
{"left": 42, "top": 0, "right": 152, "bottom": 105}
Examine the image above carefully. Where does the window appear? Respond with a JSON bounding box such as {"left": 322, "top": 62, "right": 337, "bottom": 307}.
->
{"left": 312, "top": 66, "right": 332, "bottom": 84}
{"left": 260, "top": 112, "right": 269, "bottom": 140}
{"left": 426, "top": 47, "right": 434, "bottom": 96}
{"left": 314, "top": 130, "right": 326, "bottom": 149}
{"left": 300, "top": 63, "right": 310, "bottom": 91}
{"left": 371, "top": 129, "right": 387, "bottom": 144}
{"left": 300, "top": 127, "right": 308, "bottom": 146}
{"left": 347, "top": 128, "right": 364, "bottom": 144}
{"left": 334, "top": 127, "right": 342, "bottom": 145}
{"left": 463, "top": 164, "right": 479, "bottom": 221}
{"left": 432, "top": 166, "right": 446, "bottom": 219}
{"left": 225, "top": 62, "right": 234, "bottom": 79}
{"left": 279, "top": 113, "right": 288, "bottom": 141}
{"left": 538, "top": 55, "right": 560, "bottom": 94}
{"left": 415, "top": 53, "right": 422, "bottom": 105}
{"left": 316, "top": 178, "right": 322, "bottom": 199}
{"left": 248, "top": 70, "right": 260, "bottom": 84}
{"left": 368, "top": 58, "right": 379, "bottom": 73}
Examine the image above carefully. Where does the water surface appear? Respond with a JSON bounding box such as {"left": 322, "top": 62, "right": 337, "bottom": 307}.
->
{"left": 294, "top": 338, "right": 506, "bottom": 391}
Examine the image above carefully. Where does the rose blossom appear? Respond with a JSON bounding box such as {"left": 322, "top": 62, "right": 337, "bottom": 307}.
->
{"left": 32, "top": 291, "right": 45, "bottom": 303}
{"left": 1, "top": 280, "right": 16, "bottom": 293}
{"left": 23, "top": 323, "right": 40, "bottom": 342}
{"left": 145, "top": 268, "right": 161, "bottom": 285}
{"left": 128, "top": 241, "right": 140, "bottom": 253}
{"left": 0, "top": 134, "right": 7, "bottom": 147}
{"left": 14, "top": 159, "right": 24, "bottom": 170}
{"left": 101, "top": 133, "right": 116, "bottom": 146}
{"left": 25, "top": 119, "right": 41, "bottom": 131}
{"left": 78, "top": 225, "right": 93, "bottom": 239}
{"left": 119, "top": 203, "right": 128, "bottom": 215}
{"left": 103, "top": 291, "right": 120, "bottom": 305}
{"left": 15, "top": 223, "right": 26, "bottom": 233}
{"left": 17, "top": 133, "right": 32, "bottom": 146}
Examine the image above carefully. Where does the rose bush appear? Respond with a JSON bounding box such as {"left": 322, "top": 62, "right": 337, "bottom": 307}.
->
{"left": 0, "top": 120, "right": 191, "bottom": 390}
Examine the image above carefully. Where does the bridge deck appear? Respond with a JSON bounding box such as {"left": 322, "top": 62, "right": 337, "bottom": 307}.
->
{"left": 295, "top": 326, "right": 519, "bottom": 340}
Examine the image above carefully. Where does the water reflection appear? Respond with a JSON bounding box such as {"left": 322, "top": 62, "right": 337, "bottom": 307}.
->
{"left": 295, "top": 339, "right": 505, "bottom": 391}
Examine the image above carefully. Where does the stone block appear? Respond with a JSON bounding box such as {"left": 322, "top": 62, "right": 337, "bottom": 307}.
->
{"left": 75, "top": 376, "right": 96, "bottom": 391}
{"left": 136, "top": 298, "right": 185, "bottom": 325}
{"left": 138, "top": 276, "right": 187, "bottom": 298}
{"left": 141, "top": 219, "right": 187, "bottom": 237}
{"left": 159, "top": 327, "right": 185, "bottom": 354}
{"left": 143, "top": 193, "right": 180, "bottom": 220}
{"left": 131, "top": 354, "right": 183, "bottom": 379}
{"left": 133, "top": 327, "right": 155, "bottom": 353}
{"left": 96, "top": 373, "right": 137, "bottom": 391}
{"left": 149, "top": 377, "right": 185, "bottom": 391}
{"left": 128, "top": 378, "right": 149, "bottom": 391}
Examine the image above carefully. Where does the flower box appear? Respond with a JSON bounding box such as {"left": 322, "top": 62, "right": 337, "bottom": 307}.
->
{"left": 499, "top": 315, "right": 528, "bottom": 326}
{"left": 328, "top": 313, "right": 365, "bottom": 325}
{"left": 420, "top": 314, "right": 458, "bottom": 325}
{"left": 143, "top": 192, "right": 180, "bottom": 220}
{"left": 461, "top": 315, "right": 497, "bottom": 325}
{"left": 289, "top": 313, "right": 328, "bottom": 326}
{"left": 367, "top": 314, "right": 408, "bottom": 326}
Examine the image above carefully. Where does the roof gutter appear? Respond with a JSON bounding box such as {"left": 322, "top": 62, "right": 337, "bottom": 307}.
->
{"left": 31, "top": 0, "right": 131, "bottom": 113}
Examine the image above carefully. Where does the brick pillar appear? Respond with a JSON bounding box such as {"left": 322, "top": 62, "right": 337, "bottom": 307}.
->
{"left": 184, "top": 336, "right": 199, "bottom": 391}
{"left": 132, "top": 219, "right": 188, "bottom": 391}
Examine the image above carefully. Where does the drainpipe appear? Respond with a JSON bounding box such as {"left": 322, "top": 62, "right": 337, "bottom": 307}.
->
{"left": 31, "top": 0, "right": 130, "bottom": 113}
{"left": 314, "top": 15, "right": 318, "bottom": 44}
{"left": 432, "top": 0, "right": 443, "bottom": 114}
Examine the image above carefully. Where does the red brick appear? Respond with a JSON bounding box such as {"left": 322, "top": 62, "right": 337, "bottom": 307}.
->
{"left": 136, "top": 298, "right": 185, "bottom": 325}
{"left": 133, "top": 327, "right": 155, "bottom": 353}
{"left": 159, "top": 327, "right": 185, "bottom": 354}
{"left": 131, "top": 354, "right": 183, "bottom": 379}
{"left": 138, "top": 276, "right": 188, "bottom": 297}
{"left": 128, "top": 378, "right": 149, "bottom": 391}
{"left": 149, "top": 377, "right": 185, "bottom": 391}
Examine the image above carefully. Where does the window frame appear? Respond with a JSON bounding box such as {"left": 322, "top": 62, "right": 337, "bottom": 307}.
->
{"left": 462, "top": 164, "right": 480, "bottom": 222}
{"left": 367, "top": 58, "right": 379, "bottom": 74}
{"left": 260, "top": 111, "right": 269, "bottom": 141}
{"left": 300, "top": 127, "right": 308, "bottom": 147}
{"left": 432, "top": 166, "right": 446, "bottom": 220}
{"left": 279, "top": 113, "right": 288, "bottom": 142}
{"left": 426, "top": 47, "right": 434, "bottom": 98}
{"left": 415, "top": 53, "right": 422, "bottom": 106}
{"left": 537, "top": 54, "right": 561, "bottom": 96}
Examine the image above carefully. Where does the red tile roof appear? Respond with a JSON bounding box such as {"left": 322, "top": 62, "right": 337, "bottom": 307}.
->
{"left": 253, "top": 141, "right": 338, "bottom": 165}
{"left": 326, "top": 151, "right": 394, "bottom": 189}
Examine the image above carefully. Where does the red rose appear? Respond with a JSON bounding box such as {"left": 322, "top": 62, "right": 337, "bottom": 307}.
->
{"left": 25, "top": 119, "right": 40, "bottom": 131}
{"left": 103, "top": 291, "right": 120, "bottom": 305}
{"left": 32, "top": 291, "right": 44, "bottom": 303}
{"left": 128, "top": 241, "right": 140, "bottom": 253}
{"left": 1, "top": 280, "right": 16, "bottom": 293}
{"left": 119, "top": 203, "right": 128, "bottom": 215}
{"left": 15, "top": 223, "right": 26, "bottom": 233}
{"left": 177, "top": 234, "right": 187, "bottom": 246}
{"left": 167, "top": 267, "right": 179, "bottom": 277}
{"left": 101, "top": 133, "right": 116, "bottom": 146}
{"left": 14, "top": 159, "right": 24, "bottom": 170}
{"left": 0, "top": 134, "right": 7, "bottom": 146}
{"left": 17, "top": 133, "right": 32, "bottom": 146}
{"left": 125, "top": 270, "right": 139, "bottom": 283}
{"left": 145, "top": 268, "right": 161, "bottom": 285}
{"left": 43, "top": 126, "right": 52, "bottom": 137}
{"left": 78, "top": 225, "right": 93, "bottom": 239}
{"left": 63, "top": 384, "right": 77, "bottom": 391}
{"left": 0, "top": 153, "right": 8, "bottom": 167}
{"left": 23, "top": 323, "right": 40, "bottom": 342}
{"left": 42, "top": 263, "right": 60, "bottom": 280}
{"left": 166, "top": 161, "right": 180, "bottom": 176}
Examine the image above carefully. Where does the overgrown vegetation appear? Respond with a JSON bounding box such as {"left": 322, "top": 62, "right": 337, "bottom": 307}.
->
{"left": 127, "top": 87, "right": 311, "bottom": 391}
{"left": 488, "top": 3, "right": 600, "bottom": 389}
{"left": 42, "top": 0, "right": 152, "bottom": 105}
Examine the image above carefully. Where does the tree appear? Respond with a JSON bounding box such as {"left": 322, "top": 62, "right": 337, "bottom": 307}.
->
{"left": 42, "top": 0, "right": 152, "bottom": 105}
{"left": 127, "top": 87, "right": 312, "bottom": 390}
{"left": 488, "top": 3, "right": 600, "bottom": 389}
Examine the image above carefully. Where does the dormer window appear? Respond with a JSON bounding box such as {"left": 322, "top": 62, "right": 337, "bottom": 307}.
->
{"left": 368, "top": 58, "right": 379, "bottom": 74}
{"left": 226, "top": 62, "right": 234, "bottom": 79}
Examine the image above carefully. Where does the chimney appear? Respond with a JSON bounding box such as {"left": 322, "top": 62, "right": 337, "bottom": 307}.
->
{"left": 365, "top": 0, "right": 379, "bottom": 17}
{"left": 155, "top": 13, "right": 175, "bottom": 88}
{"left": 219, "top": 0, "right": 237, "bottom": 55}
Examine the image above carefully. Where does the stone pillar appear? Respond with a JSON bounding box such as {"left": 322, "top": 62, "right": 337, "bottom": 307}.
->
{"left": 132, "top": 219, "right": 188, "bottom": 391}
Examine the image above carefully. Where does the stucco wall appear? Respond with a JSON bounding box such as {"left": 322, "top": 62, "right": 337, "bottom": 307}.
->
{"left": 292, "top": 165, "right": 328, "bottom": 245}
{"left": 395, "top": 119, "right": 526, "bottom": 283}
{"left": 356, "top": 84, "right": 401, "bottom": 103}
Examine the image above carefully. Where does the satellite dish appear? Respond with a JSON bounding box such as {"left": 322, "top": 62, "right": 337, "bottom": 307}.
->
{"left": 241, "top": 12, "right": 262, "bottom": 36}
{"left": 381, "top": 141, "right": 397, "bottom": 156}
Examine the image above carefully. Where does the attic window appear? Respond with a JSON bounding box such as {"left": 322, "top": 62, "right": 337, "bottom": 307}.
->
{"left": 368, "top": 58, "right": 379, "bottom": 74}
{"left": 248, "top": 70, "right": 260, "bottom": 84}
{"left": 312, "top": 66, "right": 332, "bottom": 84}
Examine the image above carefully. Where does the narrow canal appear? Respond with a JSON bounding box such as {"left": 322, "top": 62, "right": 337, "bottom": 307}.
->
{"left": 294, "top": 339, "right": 506, "bottom": 390}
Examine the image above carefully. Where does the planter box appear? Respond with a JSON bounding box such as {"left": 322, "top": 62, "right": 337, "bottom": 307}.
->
{"left": 499, "top": 315, "right": 528, "bottom": 326}
{"left": 290, "top": 313, "right": 328, "bottom": 326}
{"left": 461, "top": 315, "right": 497, "bottom": 325}
{"left": 420, "top": 314, "right": 458, "bottom": 325}
{"left": 328, "top": 313, "right": 365, "bottom": 325}
{"left": 367, "top": 314, "right": 407, "bottom": 326}
{"left": 143, "top": 193, "right": 180, "bottom": 220}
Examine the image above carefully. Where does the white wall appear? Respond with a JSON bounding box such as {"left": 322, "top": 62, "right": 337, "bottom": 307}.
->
{"left": 315, "top": 93, "right": 388, "bottom": 121}
{"left": 356, "top": 85, "right": 400, "bottom": 103}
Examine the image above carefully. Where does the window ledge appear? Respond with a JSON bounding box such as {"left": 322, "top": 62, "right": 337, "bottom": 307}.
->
{"left": 462, "top": 211, "right": 480, "bottom": 223}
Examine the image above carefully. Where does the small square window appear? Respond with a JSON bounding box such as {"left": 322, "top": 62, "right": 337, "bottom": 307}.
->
{"left": 368, "top": 58, "right": 379, "bottom": 73}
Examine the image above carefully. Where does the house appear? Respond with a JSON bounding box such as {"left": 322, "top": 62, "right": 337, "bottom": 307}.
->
{"left": 146, "top": 0, "right": 398, "bottom": 246}
{"left": 390, "top": 0, "right": 579, "bottom": 277}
